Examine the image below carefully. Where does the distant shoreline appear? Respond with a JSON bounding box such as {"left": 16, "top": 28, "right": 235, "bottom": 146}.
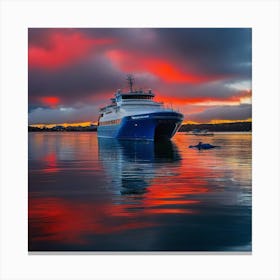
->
{"left": 178, "top": 122, "right": 251, "bottom": 132}
{"left": 28, "top": 121, "right": 251, "bottom": 132}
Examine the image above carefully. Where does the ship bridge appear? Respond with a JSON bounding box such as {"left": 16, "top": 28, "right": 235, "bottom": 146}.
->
{"left": 115, "top": 89, "right": 154, "bottom": 100}
{"left": 115, "top": 89, "right": 161, "bottom": 108}
{"left": 115, "top": 74, "right": 159, "bottom": 106}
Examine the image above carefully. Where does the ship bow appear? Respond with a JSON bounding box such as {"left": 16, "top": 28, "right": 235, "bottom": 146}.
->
{"left": 117, "top": 111, "right": 183, "bottom": 141}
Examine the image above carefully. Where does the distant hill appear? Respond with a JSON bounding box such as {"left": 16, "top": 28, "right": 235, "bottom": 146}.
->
{"left": 179, "top": 122, "right": 252, "bottom": 132}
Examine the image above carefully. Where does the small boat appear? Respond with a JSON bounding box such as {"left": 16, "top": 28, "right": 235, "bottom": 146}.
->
{"left": 190, "top": 129, "right": 214, "bottom": 136}
{"left": 189, "top": 142, "right": 220, "bottom": 150}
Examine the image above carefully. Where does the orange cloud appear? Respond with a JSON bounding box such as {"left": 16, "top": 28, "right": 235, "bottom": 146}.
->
{"left": 29, "top": 31, "right": 114, "bottom": 69}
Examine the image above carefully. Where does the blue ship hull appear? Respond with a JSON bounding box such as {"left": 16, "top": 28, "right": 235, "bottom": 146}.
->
{"left": 97, "top": 112, "right": 183, "bottom": 141}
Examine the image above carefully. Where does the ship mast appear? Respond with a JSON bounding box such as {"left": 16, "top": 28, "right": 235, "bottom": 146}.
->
{"left": 126, "top": 74, "right": 135, "bottom": 92}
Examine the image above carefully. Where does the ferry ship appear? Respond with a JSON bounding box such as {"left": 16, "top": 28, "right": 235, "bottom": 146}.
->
{"left": 97, "top": 75, "right": 184, "bottom": 141}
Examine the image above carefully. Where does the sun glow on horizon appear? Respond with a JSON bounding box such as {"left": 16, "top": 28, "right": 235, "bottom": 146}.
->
{"left": 29, "top": 122, "right": 95, "bottom": 128}
{"left": 182, "top": 118, "right": 252, "bottom": 125}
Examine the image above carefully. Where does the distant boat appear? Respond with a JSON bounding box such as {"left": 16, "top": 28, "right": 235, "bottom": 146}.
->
{"left": 190, "top": 129, "right": 214, "bottom": 136}
{"left": 189, "top": 142, "right": 220, "bottom": 150}
{"left": 97, "top": 75, "right": 184, "bottom": 141}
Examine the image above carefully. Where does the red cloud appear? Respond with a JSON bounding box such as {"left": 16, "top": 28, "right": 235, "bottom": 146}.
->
{"left": 155, "top": 89, "right": 251, "bottom": 106}
{"left": 106, "top": 50, "right": 226, "bottom": 84}
{"left": 39, "top": 96, "right": 60, "bottom": 107}
{"left": 29, "top": 31, "right": 114, "bottom": 69}
{"left": 143, "top": 59, "right": 213, "bottom": 83}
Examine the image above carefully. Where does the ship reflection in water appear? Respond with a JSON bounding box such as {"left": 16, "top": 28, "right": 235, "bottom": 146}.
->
{"left": 98, "top": 139, "right": 181, "bottom": 196}
{"left": 28, "top": 132, "right": 252, "bottom": 251}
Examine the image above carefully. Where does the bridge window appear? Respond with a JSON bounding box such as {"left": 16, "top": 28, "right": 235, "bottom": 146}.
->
{"left": 122, "top": 95, "right": 152, "bottom": 100}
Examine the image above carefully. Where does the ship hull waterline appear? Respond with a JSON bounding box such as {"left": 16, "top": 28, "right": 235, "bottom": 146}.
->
{"left": 97, "top": 112, "right": 183, "bottom": 141}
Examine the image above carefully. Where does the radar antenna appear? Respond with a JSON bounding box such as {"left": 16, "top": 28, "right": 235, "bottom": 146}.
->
{"left": 126, "top": 74, "right": 135, "bottom": 92}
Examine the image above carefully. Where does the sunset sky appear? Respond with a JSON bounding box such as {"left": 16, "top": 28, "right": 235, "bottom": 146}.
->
{"left": 28, "top": 28, "right": 252, "bottom": 125}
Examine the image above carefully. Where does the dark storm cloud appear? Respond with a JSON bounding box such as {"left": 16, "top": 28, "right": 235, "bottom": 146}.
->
{"left": 28, "top": 28, "right": 53, "bottom": 48}
{"left": 28, "top": 28, "right": 252, "bottom": 123}
{"left": 78, "top": 28, "right": 158, "bottom": 50}
{"left": 77, "top": 28, "right": 252, "bottom": 78}
{"left": 78, "top": 28, "right": 252, "bottom": 77}
{"left": 28, "top": 105, "right": 99, "bottom": 124}
{"left": 28, "top": 55, "right": 124, "bottom": 106}
{"left": 29, "top": 28, "right": 252, "bottom": 97}
{"left": 155, "top": 28, "right": 252, "bottom": 77}
{"left": 188, "top": 104, "right": 252, "bottom": 123}
{"left": 28, "top": 28, "right": 78, "bottom": 48}
{"left": 156, "top": 78, "right": 250, "bottom": 99}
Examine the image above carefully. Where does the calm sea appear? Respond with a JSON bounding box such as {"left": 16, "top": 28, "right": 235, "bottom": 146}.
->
{"left": 28, "top": 132, "right": 252, "bottom": 252}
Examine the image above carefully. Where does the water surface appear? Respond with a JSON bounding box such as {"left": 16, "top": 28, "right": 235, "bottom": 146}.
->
{"left": 28, "top": 132, "right": 251, "bottom": 251}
